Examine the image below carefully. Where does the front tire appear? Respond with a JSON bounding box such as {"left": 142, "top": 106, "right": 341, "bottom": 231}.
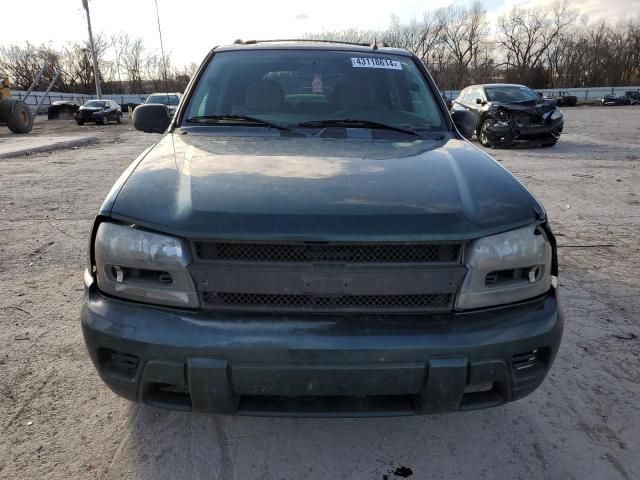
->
{"left": 98, "top": 115, "right": 107, "bottom": 125}
{"left": 0, "top": 98, "right": 33, "bottom": 133}
{"left": 478, "top": 118, "right": 494, "bottom": 147}
{"left": 116, "top": 113, "right": 122, "bottom": 124}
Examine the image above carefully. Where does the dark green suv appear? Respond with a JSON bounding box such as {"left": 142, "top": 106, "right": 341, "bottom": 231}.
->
{"left": 81, "top": 40, "right": 563, "bottom": 416}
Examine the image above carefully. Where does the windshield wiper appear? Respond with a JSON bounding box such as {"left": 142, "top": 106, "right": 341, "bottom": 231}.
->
{"left": 297, "top": 119, "right": 420, "bottom": 137}
{"left": 186, "top": 114, "right": 291, "bottom": 131}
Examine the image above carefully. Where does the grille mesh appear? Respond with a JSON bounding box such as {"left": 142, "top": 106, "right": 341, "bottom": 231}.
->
{"left": 195, "top": 242, "right": 461, "bottom": 264}
{"left": 202, "top": 292, "right": 452, "bottom": 311}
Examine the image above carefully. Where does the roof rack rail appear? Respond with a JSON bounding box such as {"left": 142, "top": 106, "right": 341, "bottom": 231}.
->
{"left": 234, "top": 38, "right": 374, "bottom": 48}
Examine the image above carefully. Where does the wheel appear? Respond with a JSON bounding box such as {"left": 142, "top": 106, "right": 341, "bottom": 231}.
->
{"left": 116, "top": 113, "right": 122, "bottom": 124}
{"left": 478, "top": 118, "right": 494, "bottom": 147}
{"left": 76, "top": 120, "right": 85, "bottom": 126}
{"left": 0, "top": 98, "right": 33, "bottom": 133}
{"left": 98, "top": 115, "right": 107, "bottom": 125}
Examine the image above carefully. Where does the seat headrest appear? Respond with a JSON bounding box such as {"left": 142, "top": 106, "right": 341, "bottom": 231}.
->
{"left": 337, "top": 82, "right": 376, "bottom": 110}
{"left": 245, "top": 80, "right": 284, "bottom": 112}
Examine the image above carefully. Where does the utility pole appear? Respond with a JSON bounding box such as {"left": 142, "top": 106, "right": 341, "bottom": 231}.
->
{"left": 154, "top": 0, "right": 169, "bottom": 95}
{"left": 82, "top": 0, "right": 102, "bottom": 98}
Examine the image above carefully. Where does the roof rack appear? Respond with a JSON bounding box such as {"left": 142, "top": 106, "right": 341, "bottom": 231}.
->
{"left": 233, "top": 38, "right": 375, "bottom": 48}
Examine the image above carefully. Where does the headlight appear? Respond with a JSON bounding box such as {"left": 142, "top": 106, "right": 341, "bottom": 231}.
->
{"left": 94, "top": 222, "right": 198, "bottom": 308}
{"left": 550, "top": 108, "right": 562, "bottom": 120}
{"left": 455, "top": 225, "right": 553, "bottom": 310}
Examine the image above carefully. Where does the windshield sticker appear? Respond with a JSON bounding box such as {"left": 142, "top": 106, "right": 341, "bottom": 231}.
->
{"left": 351, "top": 57, "right": 402, "bottom": 70}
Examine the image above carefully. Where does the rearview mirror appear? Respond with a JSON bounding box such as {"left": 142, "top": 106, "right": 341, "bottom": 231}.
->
{"left": 451, "top": 109, "right": 476, "bottom": 139}
{"left": 132, "top": 104, "right": 171, "bottom": 134}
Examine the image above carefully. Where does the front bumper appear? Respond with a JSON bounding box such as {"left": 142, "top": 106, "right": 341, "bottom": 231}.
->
{"left": 486, "top": 117, "right": 564, "bottom": 143}
{"left": 81, "top": 283, "right": 563, "bottom": 417}
{"left": 75, "top": 111, "right": 105, "bottom": 121}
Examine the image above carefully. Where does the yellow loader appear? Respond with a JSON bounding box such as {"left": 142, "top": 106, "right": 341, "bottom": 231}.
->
{"left": 0, "top": 78, "right": 33, "bottom": 133}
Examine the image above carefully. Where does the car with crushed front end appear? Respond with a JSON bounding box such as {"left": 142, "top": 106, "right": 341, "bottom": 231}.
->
{"left": 75, "top": 99, "right": 123, "bottom": 125}
{"left": 81, "top": 40, "right": 563, "bottom": 417}
{"left": 453, "top": 84, "right": 563, "bottom": 148}
{"left": 602, "top": 91, "right": 640, "bottom": 106}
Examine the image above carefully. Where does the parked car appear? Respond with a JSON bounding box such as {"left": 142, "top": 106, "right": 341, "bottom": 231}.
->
{"left": 75, "top": 100, "right": 122, "bottom": 125}
{"left": 537, "top": 91, "right": 577, "bottom": 107}
{"left": 452, "top": 84, "right": 563, "bottom": 148}
{"left": 601, "top": 94, "right": 622, "bottom": 106}
{"left": 82, "top": 40, "right": 563, "bottom": 417}
{"left": 144, "top": 92, "right": 182, "bottom": 117}
{"left": 600, "top": 91, "right": 640, "bottom": 106}
{"left": 48, "top": 100, "right": 80, "bottom": 120}
{"left": 625, "top": 90, "right": 640, "bottom": 104}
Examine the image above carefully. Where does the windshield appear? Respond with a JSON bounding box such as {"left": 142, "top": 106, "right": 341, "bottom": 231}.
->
{"left": 84, "top": 101, "right": 106, "bottom": 108}
{"left": 183, "top": 50, "right": 446, "bottom": 132}
{"left": 485, "top": 86, "right": 540, "bottom": 103}
{"left": 146, "top": 94, "right": 180, "bottom": 105}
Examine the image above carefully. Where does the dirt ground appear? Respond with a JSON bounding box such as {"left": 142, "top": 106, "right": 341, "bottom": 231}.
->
{"left": 1, "top": 107, "right": 639, "bottom": 480}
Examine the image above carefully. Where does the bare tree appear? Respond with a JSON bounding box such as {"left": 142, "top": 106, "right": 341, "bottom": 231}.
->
{"left": 498, "top": 0, "right": 578, "bottom": 84}
{"left": 0, "top": 43, "right": 63, "bottom": 90}
{"left": 435, "top": 2, "right": 490, "bottom": 87}
{"left": 384, "top": 12, "right": 444, "bottom": 65}
{"left": 113, "top": 34, "right": 145, "bottom": 92}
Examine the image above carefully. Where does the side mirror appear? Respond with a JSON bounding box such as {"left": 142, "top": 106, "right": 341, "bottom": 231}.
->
{"left": 475, "top": 98, "right": 485, "bottom": 105}
{"left": 132, "top": 104, "right": 171, "bottom": 133}
{"left": 451, "top": 109, "right": 476, "bottom": 139}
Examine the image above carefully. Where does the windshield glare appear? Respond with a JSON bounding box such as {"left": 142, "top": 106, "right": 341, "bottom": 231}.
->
{"left": 183, "top": 50, "right": 446, "bottom": 132}
{"left": 485, "top": 86, "right": 540, "bottom": 103}
{"left": 85, "top": 101, "right": 105, "bottom": 108}
{"left": 146, "top": 95, "right": 179, "bottom": 105}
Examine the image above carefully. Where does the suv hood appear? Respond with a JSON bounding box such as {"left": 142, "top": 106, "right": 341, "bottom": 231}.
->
{"left": 106, "top": 133, "right": 543, "bottom": 241}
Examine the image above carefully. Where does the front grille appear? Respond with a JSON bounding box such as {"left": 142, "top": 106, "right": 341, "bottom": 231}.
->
{"left": 509, "top": 112, "right": 543, "bottom": 126}
{"left": 194, "top": 242, "right": 461, "bottom": 264}
{"left": 202, "top": 292, "right": 452, "bottom": 312}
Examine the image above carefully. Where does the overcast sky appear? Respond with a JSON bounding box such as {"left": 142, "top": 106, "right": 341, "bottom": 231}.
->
{"left": 5, "top": 0, "right": 638, "bottom": 66}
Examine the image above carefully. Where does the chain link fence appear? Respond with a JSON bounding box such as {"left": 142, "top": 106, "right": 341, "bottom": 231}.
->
{"left": 12, "top": 91, "right": 149, "bottom": 113}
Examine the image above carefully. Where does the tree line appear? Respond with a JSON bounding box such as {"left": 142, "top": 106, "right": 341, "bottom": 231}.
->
{"left": 1, "top": 0, "right": 639, "bottom": 94}
{"left": 310, "top": 0, "right": 640, "bottom": 89}
{"left": 0, "top": 33, "right": 198, "bottom": 94}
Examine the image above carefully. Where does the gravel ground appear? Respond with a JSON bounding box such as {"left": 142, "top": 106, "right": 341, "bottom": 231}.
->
{"left": 1, "top": 107, "right": 639, "bottom": 480}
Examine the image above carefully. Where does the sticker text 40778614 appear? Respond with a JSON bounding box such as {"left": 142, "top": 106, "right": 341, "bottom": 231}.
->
{"left": 351, "top": 57, "right": 402, "bottom": 70}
